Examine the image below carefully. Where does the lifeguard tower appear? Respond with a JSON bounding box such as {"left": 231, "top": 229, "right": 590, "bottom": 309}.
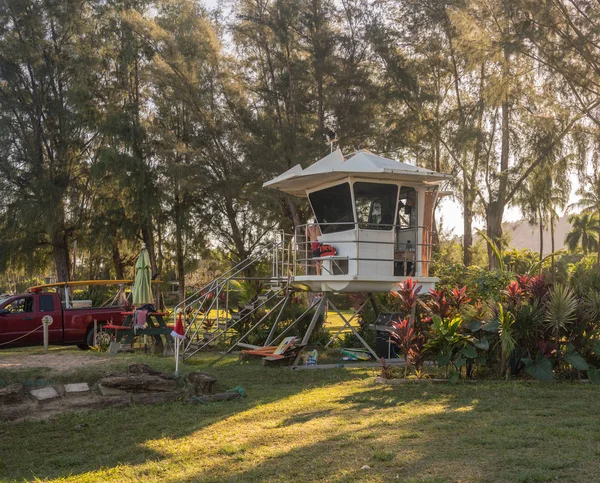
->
{"left": 265, "top": 149, "right": 451, "bottom": 293}
{"left": 179, "top": 149, "right": 451, "bottom": 362}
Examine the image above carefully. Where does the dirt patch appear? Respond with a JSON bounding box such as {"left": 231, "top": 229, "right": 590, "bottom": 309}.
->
{"left": 0, "top": 353, "right": 111, "bottom": 373}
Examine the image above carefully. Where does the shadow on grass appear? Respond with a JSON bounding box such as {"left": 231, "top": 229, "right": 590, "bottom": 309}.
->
{"left": 0, "top": 355, "right": 373, "bottom": 482}
{"left": 157, "top": 383, "right": 600, "bottom": 483}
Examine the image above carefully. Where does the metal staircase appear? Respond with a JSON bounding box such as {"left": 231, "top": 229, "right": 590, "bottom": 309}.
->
{"left": 177, "top": 232, "right": 295, "bottom": 360}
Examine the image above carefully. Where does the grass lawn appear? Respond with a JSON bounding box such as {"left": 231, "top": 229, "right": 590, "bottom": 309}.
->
{"left": 1, "top": 349, "right": 600, "bottom": 482}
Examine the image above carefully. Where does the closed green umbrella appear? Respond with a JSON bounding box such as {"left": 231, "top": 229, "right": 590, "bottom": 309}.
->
{"left": 133, "top": 246, "right": 153, "bottom": 306}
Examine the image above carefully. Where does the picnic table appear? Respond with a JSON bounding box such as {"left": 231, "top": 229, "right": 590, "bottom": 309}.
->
{"left": 105, "top": 311, "right": 174, "bottom": 346}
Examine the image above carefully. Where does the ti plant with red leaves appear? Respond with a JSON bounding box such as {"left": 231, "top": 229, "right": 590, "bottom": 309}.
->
{"left": 390, "top": 317, "right": 425, "bottom": 376}
{"left": 502, "top": 280, "right": 524, "bottom": 306}
{"left": 428, "top": 288, "right": 452, "bottom": 319}
{"left": 450, "top": 286, "right": 471, "bottom": 311}
{"left": 391, "top": 277, "right": 423, "bottom": 317}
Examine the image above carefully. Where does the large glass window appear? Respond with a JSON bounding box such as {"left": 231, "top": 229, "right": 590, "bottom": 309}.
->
{"left": 398, "top": 187, "right": 417, "bottom": 229}
{"left": 40, "top": 295, "right": 55, "bottom": 312}
{"left": 309, "top": 183, "right": 355, "bottom": 233}
{"left": 353, "top": 182, "right": 398, "bottom": 230}
{"left": 4, "top": 297, "right": 33, "bottom": 313}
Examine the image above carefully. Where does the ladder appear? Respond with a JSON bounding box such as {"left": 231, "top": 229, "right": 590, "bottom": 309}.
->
{"left": 177, "top": 233, "right": 295, "bottom": 360}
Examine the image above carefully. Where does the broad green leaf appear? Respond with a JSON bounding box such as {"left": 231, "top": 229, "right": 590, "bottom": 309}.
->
{"left": 476, "top": 354, "right": 487, "bottom": 366}
{"left": 592, "top": 340, "right": 600, "bottom": 355}
{"left": 465, "top": 321, "right": 482, "bottom": 333}
{"left": 474, "top": 337, "right": 489, "bottom": 351}
{"left": 565, "top": 351, "right": 589, "bottom": 371}
{"left": 587, "top": 367, "right": 600, "bottom": 385}
{"left": 454, "top": 353, "right": 466, "bottom": 368}
{"left": 481, "top": 319, "right": 500, "bottom": 333}
{"left": 437, "top": 352, "right": 451, "bottom": 366}
{"left": 448, "top": 371, "right": 459, "bottom": 384}
{"left": 462, "top": 344, "right": 477, "bottom": 359}
{"left": 522, "top": 356, "right": 555, "bottom": 382}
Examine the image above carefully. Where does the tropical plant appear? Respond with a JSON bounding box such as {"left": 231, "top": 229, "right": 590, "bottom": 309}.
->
{"left": 428, "top": 288, "right": 452, "bottom": 319}
{"left": 565, "top": 213, "right": 600, "bottom": 256}
{"left": 570, "top": 174, "right": 600, "bottom": 266}
{"left": 424, "top": 315, "right": 478, "bottom": 378}
{"left": 391, "top": 278, "right": 423, "bottom": 318}
{"left": 544, "top": 284, "right": 578, "bottom": 363}
{"left": 390, "top": 317, "right": 425, "bottom": 375}
{"left": 450, "top": 286, "right": 471, "bottom": 311}
{"left": 496, "top": 303, "right": 516, "bottom": 379}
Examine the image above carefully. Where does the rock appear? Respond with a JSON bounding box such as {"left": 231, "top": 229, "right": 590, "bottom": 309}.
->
{"left": 98, "top": 384, "right": 129, "bottom": 396}
{"left": 30, "top": 387, "right": 60, "bottom": 402}
{"left": 0, "top": 384, "right": 24, "bottom": 405}
{"left": 0, "top": 404, "right": 32, "bottom": 422}
{"left": 361, "top": 465, "right": 371, "bottom": 470}
{"left": 128, "top": 363, "right": 160, "bottom": 375}
{"left": 187, "top": 372, "right": 217, "bottom": 395}
{"left": 64, "top": 383, "right": 90, "bottom": 396}
{"left": 132, "top": 392, "right": 178, "bottom": 404}
{"left": 99, "top": 373, "right": 177, "bottom": 393}
{"left": 70, "top": 395, "right": 131, "bottom": 409}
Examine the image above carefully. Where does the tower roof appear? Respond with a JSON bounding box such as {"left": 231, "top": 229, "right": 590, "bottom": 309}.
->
{"left": 263, "top": 149, "right": 453, "bottom": 197}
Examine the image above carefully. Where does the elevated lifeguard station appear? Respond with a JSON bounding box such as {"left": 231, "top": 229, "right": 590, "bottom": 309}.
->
{"left": 180, "top": 149, "right": 451, "bottom": 362}
{"left": 264, "top": 149, "right": 451, "bottom": 293}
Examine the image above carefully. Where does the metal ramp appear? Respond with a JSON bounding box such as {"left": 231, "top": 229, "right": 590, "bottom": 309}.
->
{"left": 178, "top": 233, "right": 294, "bottom": 360}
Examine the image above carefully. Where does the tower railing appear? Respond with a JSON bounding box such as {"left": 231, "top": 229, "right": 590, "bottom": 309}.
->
{"left": 293, "top": 222, "right": 435, "bottom": 278}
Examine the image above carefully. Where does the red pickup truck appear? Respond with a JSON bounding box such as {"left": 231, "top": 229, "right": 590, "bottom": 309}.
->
{"left": 0, "top": 291, "right": 125, "bottom": 350}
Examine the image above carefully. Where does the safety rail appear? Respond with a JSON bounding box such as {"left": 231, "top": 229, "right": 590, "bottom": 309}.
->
{"left": 179, "top": 231, "right": 297, "bottom": 358}
{"left": 293, "top": 222, "right": 435, "bottom": 278}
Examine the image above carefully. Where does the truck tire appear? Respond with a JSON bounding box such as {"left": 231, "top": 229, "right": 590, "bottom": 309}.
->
{"left": 77, "top": 325, "right": 101, "bottom": 350}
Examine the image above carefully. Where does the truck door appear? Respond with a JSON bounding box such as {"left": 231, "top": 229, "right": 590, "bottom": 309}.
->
{"left": 35, "top": 293, "right": 62, "bottom": 343}
{"left": 0, "top": 296, "right": 40, "bottom": 347}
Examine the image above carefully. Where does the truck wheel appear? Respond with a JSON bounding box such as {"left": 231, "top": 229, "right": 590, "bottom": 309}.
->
{"left": 78, "top": 326, "right": 99, "bottom": 350}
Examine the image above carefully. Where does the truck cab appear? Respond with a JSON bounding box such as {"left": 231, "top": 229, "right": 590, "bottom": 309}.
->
{"left": 0, "top": 292, "right": 62, "bottom": 347}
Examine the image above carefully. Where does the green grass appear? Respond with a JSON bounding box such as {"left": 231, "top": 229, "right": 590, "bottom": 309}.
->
{"left": 1, "top": 349, "right": 600, "bottom": 482}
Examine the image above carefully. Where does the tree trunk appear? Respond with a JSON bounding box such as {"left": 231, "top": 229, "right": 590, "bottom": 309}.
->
{"left": 52, "top": 229, "right": 70, "bottom": 282}
{"left": 112, "top": 240, "right": 124, "bottom": 280}
{"left": 539, "top": 208, "right": 544, "bottom": 262}
{"left": 174, "top": 196, "right": 186, "bottom": 304}
{"left": 487, "top": 49, "right": 510, "bottom": 270}
{"left": 551, "top": 216, "right": 556, "bottom": 277}
{"left": 463, "top": 178, "right": 473, "bottom": 266}
{"left": 141, "top": 225, "right": 158, "bottom": 276}
{"left": 486, "top": 202, "right": 505, "bottom": 270}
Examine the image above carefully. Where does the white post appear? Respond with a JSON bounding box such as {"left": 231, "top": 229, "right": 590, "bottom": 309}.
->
{"left": 42, "top": 315, "right": 53, "bottom": 353}
{"left": 93, "top": 319, "right": 98, "bottom": 348}
{"left": 174, "top": 339, "right": 180, "bottom": 376}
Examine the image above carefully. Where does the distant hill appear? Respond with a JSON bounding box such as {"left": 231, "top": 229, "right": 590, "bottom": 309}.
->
{"left": 502, "top": 214, "right": 572, "bottom": 253}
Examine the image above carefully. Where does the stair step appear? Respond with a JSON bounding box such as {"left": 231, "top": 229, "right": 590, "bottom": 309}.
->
{"left": 232, "top": 313, "right": 241, "bottom": 320}
{"left": 257, "top": 295, "right": 268, "bottom": 301}
{"left": 244, "top": 304, "right": 255, "bottom": 310}
{"left": 217, "top": 322, "right": 228, "bottom": 330}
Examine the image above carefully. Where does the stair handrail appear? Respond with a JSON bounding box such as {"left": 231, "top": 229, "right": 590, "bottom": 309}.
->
{"left": 174, "top": 237, "right": 287, "bottom": 321}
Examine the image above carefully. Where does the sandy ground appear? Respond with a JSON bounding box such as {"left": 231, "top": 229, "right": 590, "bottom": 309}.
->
{"left": 0, "top": 353, "right": 111, "bottom": 373}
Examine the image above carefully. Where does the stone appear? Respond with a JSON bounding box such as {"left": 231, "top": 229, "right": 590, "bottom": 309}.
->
{"left": 99, "top": 373, "right": 177, "bottom": 393}
{"left": 70, "top": 395, "right": 131, "bottom": 409}
{"left": 64, "top": 383, "right": 90, "bottom": 395}
{"left": 187, "top": 372, "right": 217, "bottom": 395}
{"left": 30, "top": 386, "right": 60, "bottom": 402}
{"left": 132, "top": 392, "right": 178, "bottom": 404}
{"left": 0, "top": 384, "right": 24, "bottom": 405}
{"left": 98, "top": 384, "right": 129, "bottom": 396}
{"left": 128, "top": 363, "right": 160, "bottom": 375}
